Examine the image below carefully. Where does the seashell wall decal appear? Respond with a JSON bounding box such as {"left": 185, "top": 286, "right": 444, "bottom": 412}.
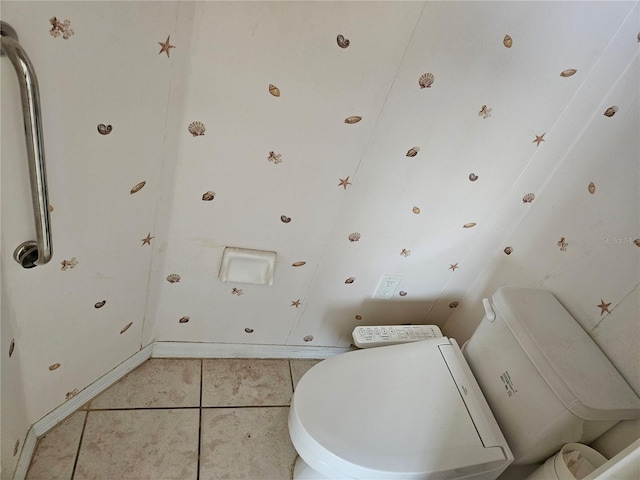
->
{"left": 65, "top": 389, "right": 79, "bottom": 400}
{"left": 231, "top": 288, "right": 244, "bottom": 296}
{"left": 280, "top": 215, "right": 291, "bottom": 223}
{"left": 166, "top": 274, "right": 181, "bottom": 283}
{"left": 633, "top": 239, "right": 640, "bottom": 247}
{"left": 348, "top": 232, "right": 361, "bottom": 242}
{"left": 560, "top": 69, "right": 577, "bottom": 77}
{"left": 188, "top": 121, "right": 206, "bottom": 136}
{"left": 604, "top": 106, "right": 618, "bottom": 117}
{"left": 130, "top": 181, "right": 146, "bottom": 194}
{"left": 478, "top": 105, "right": 492, "bottom": 118}
{"left": 344, "top": 116, "right": 362, "bottom": 124}
{"left": 268, "top": 84, "right": 280, "bottom": 97}
{"left": 97, "top": 124, "right": 112, "bottom": 135}
{"left": 412, "top": 206, "right": 421, "bottom": 214}
{"left": 522, "top": 193, "right": 535, "bottom": 203}
{"left": 291, "top": 299, "right": 302, "bottom": 308}
{"left": 61, "top": 258, "right": 78, "bottom": 271}
{"left": 406, "top": 147, "right": 420, "bottom": 157}
{"left": 637, "top": 32, "right": 640, "bottom": 42}
{"left": 503, "top": 34, "right": 512, "bottom": 48}
{"left": 292, "top": 261, "right": 306, "bottom": 267}
{"left": 94, "top": 300, "right": 106, "bottom": 308}
{"left": 9, "top": 339, "right": 15, "bottom": 357}
{"left": 345, "top": 277, "right": 355, "bottom": 284}
{"left": 267, "top": 151, "right": 282, "bottom": 164}
{"left": 463, "top": 222, "right": 477, "bottom": 228}
{"left": 179, "top": 316, "right": 190, "bottom": 323}
{"left": 588, "top": 182, "right": 596, "bottom": 194}
{"left": 355, "top": 315, "right": 362, "bottom": 320}
{"left": 469, "top": 173, "right": 478, "bottom": 181}
{"left": 244, "top": 328, "right": 254, "bottom": 333}
{"left": 338, "top": 177, "right": 352, "bottom": 189}
{"left": 13, "top": 440, "right": 20, "bottom": 457}
{"left": 449, "top": 301, "right": 459, "bottom": 308}
{"left": 557, "top": 237, "right": 568, "bottom": 251}
{"left": 418, "top": 72, "right": 435, "bottom": 88}
{"left": 120, "top": 322, "right": 133, "bottom": 334}
{"left": 48, "top": 204, "right": 54, "bottom": 212}
{"left": 202, "top": 191, "right": 215, "bottom": 201}
{"left": 398, "top": 291, "right": 407, "bottom": 297}
{"left": 504, "top": 246, "right": 513, "bottom": 255}
{"left": 400, "top": 248, "right": 411, "bottom": 257}
{"left": 336, "top": 34, "right": 350, "bottom": 48}
{"left": 49, "top": 17, "right": 74, "bottom": 39}
{"left": 49, "top": 363, "right": 61, "bottom": 371}
{"left": 303, "top": 335, "right": 314, "bottom": 342}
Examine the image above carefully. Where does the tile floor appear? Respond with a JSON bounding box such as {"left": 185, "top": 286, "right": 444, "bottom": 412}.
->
{"left": 26, "top": 358, "right": 321, "bottom": 480}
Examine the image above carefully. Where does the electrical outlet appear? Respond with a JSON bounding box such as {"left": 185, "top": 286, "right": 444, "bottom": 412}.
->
{"left": 373, "top": 275, "right": 403, "bottom": 299}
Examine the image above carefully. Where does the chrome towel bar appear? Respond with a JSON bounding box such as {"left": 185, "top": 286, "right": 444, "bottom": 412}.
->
{"left": 1, "top": 21, "right": 52, "bottom": 268}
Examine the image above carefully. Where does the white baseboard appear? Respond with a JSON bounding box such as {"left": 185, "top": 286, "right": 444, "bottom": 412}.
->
{"left": 152, "top": 341, "right": 352, "bottom": 359}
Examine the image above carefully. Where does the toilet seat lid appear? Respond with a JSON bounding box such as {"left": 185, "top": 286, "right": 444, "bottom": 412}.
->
{"left": 289, "top": 338, "right": 511, "bottom": 479}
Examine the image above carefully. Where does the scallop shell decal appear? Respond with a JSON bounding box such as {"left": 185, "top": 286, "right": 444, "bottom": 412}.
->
{"left": 65, "top": 389, "right": 79, "bottom": 400}
{"left": 292, "top": 261, "right": 306, "bottom": 267}
{"left": 344, "top": 116, "right": 362, "bottom": 124}
{"left": 604, "top": 106, "right": 618, "bottom": 117}
{"left": 406, "top": 147, "right": 420, "bottom": 157}
{"left": 202, "top": 191, "right": 215, "bottom": 201}
{"left": 120, "top": 322, "right": 133, "bottom": 334}
{"left": 130, "top": 181, "right": 146, "bottom": 194}
{"left": 9, "top": 339, "right": 15, "bottom": 358}
{"left": 503, "top": 35, "right": 513, "bottom": 48}
{"left": 49, "top": 363, "right": 61, "bottom": 371}
{"left": 355, "top": 315, "right": 362, "bottom": 320}
{"left": 634, "top": 239, "right": 640, "bottom": 247}
{"left": 449, "top": 301, "right": 459, "bottom": 309}
{"left": 469, "top": 173, "right": 478, "bottom": 181}
{"left": 560, "top": 69, "right": 577, "bottom": 77}
{"left": 400, "top": 249, "right": 411, "bottom": 257}
{"left": 345, "top": 277, "right": 355, "bottom": 284}
{"left": 588, "top": 182, "right": 596, "bottom": 194}
{"left": 463, "top": 222, "right": 477, "bottom": 228}
{"left": 336, "top": 34, "right": 350, "bottom": 48}
{"left": 418, "top": 72, "right": 434, "bottom": 88}
{"left": 188, "top": 121, "right": 206, "bottom": 136}
{"left": 48, "top": 204, "right": 54, "bottom": 212}
{"left": 166, "top": 274, "right": 181, "bottom": 283}
{"left": 398, "top": 291, "right": 407, "bottom": 297}
{"left": 522, "top": 193, "right": 535, "bottom": 203}
{"left": 303, "top": 335, "right": 314, "bottom": 342}
{"left": 280, "top": 215, "right": 291, "bottom": 223}
{"left": 179, "top": 316, "right": 190, "bottom": 324}
{"left": 97, "top": 124, "right": 112, "bottom": 135}
{"left": 412, "top": 206, "right": 420, "bottom": 214}
{"left": 348, "top": 232, "right": 361, "bottom": 242}
{"left": 504, "top": 246, "right": 513, "bottom": 255}
{"left": 94, "top": 300, "right": 106, "bottom": 308}
{"left": 13, "top": 440, "right": 20, "bottom": 457}
{"left": 244, "top": 328, "right": 254, "bottom": 333}
{"left": 268, "top": 84, "right": 280, "bottom": 97}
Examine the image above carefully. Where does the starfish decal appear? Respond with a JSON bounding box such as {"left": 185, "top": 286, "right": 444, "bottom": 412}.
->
{"left": 141, "top": 233, "right": 154, "bottom": 246}
{"left": 291, "top": 299, "right": 302, "bottom": 308}
{"left": 597, "top": 299, "right": 611, "bottom": 316}
{"left": 338, "top": 177, "right": 352, "bottom": 190}
{"left": 532, "top": 133, "right": 546, "bottom": 146}
{"left": 158, "top": 35, "right": 175, "bottom": 58}
{"left": 449, "top": 263, "right": 459, "bottom": 271}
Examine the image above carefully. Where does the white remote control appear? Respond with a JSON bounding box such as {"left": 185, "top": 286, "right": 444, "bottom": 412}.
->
{"left": 352, "top": 325, "right": 443, "bottom": 348}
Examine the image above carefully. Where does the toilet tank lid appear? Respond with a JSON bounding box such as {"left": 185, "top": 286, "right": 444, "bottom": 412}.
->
{"left": 492, "top": 287, "right": 640, "bottom": 421}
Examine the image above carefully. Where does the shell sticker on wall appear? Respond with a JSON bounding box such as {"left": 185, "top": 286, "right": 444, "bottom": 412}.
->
{"left": 449, "top": 263, "right": 459, "bottom": 271}
{"left": 504, "top": 246, "right": 513, "bottom": 255}
{"left": 406, "top": 147, "right": 420, "bottom": 157}
{"left": 158, "top": 35, "right": 175, "bottom": 57}
{"left": 634, "top": 239, "right": 640, "bottom": 248}
{"left": 532, "top": 133, "right": 546, "bottom": 146}
{"left": 557, "top": 237, "right": 568, "bottom": 251}
{"left": 303, "top": 335, "right": 314, "bottom": 342}
{"left": 130, "top": 181, "right": 146, "bottom": 194}
{"left": 469, "top": 173, "right": 478, "bottom": 181}
{"left": 604, "top": 106, "right": 618, "bottom": 117}
{"left": 167, "top": 274, "right": 181, "bottom": 283}
{"left": 522, "top": 193, "right": 535, "bottom": 203}
{"left": 291, "top": 299, "right": 302, "bottom": 308}
{"left": 418, "top": 73, "right": 434, "bottom": 88}
{"left": 13, "top": 440, "right": 19, "bottom": 457}
{"left": 449, "top": 301, "right": 459, "bottom": 309}
{"left": 588, "top": 182, "right": 596, "bottom": 194}
{"left": 560, "top": 69, "right": 577, "bottom": 77}
{"left": 97, "top": 124, "right": 112, "bottom": 135}
{"left": 48, "top": 204, "right": 54, "bottom": 212}
{"left": 268, "top": 84, "right": 280, "bottom": 97}
{"left": 202, "top": 191, "right": 215, "bottom": 201}
{"left": 49, "top": 363, "right": 61, "bottom": 371}
{"left": 61, "top": 258, "right": 78, "bottom": 271}
{"left": 336, "top": 34, "right": 350, "bottom": 48}
{"left": 280, "top": 215, "right": 291, "bottom": 223}
{"left": 292, "top": 261, "right": 306, "bottom": 267}
{"left": 267, "top": 151, "right": 282, "bottom": 164}
{"left": 478, "top": 105, "right": 492, "bottom": 119}
{"left": 231, "top": 288, "right": 244, "bottom": 296}
{"left": 94, "top": 300, "right": 106, "bottom": 308}
{"left": 398, "top": 291, "right": 407, "bottom": 297}
{"left": 344, "top": 116, "right": 362, "bottom": 124}
{"left": 503, "top": 34, "right": 513, "bottom": 48}
{"left": 65, "top": 389, "right": 79, "bottom": 400}
{"left": 338, "top": 177, "right": 352, "bottom": 190}
{"left": 244, "top": 328, "right": 254, "bottom": 333}
{"left": 120, "top": 322, "right": 133, "bottom": 334}
{"left": 463, "top": 222, "right": 477, "bottom": 228}
{"left": 597, "top": 299, "right": 611, "bottom": 316}
{"left": 9, "top": 339, "right": 15, "bottom": 358}
{"left": 345, "top": 277, "right": 355, "bottom": 284}
{"left": 179, "top": 316, "right": 190, "bottom": 323}
{"left": 412, "top": 206, "right": 421, "bottom": 214}
{"left": 188, "top": 121, "right": 205, "bottom": 136}
{"left": 141, "top": 233, "right": 154, "bottom": 246}
{"left": 355, "top": 315, "right": 362, "bottom": 320}
{"left": 400, "top": 248, "right": 411, "bottom": 257}
{"left": 348, "top": 232, "right": 361, "bottom": 242}
{"left": 49, "top": 17, "right": 74, "bottom": 39}
{"left": 637, "top": 32, "right": 640, "bottom": 42}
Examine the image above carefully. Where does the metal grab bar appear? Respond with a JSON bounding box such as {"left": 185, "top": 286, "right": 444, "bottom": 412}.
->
{"left": 1, "top": 21, "right": 52, "bottom": 268}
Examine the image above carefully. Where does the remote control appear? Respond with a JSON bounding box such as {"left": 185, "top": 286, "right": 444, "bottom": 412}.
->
{"left": 352, "top": 325, "right": 443, "bottom": 348}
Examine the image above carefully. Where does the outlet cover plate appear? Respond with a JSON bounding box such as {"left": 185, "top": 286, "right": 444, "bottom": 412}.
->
{"left": 373, "top": 275, "right": 403, "bottom": 299}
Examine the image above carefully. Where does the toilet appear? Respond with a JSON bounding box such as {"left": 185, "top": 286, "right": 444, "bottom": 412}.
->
{"left": 288, "top": 287, "right": 640, "bottom": 479}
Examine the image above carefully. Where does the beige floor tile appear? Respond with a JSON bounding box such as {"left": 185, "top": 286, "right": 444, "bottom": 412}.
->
{"left": 202, "top": 359, "right": 292, "bottom": 407}
{"left": 26, "top": 411, "right": 86, "bottom": 480}
{"left": 74, "top": 409, "right": 199, "bottom": 480}
{"left": 289, "top": 359, "right": 322, "bottom": 389}
{"left": 90, "top": 358, "right": 201, "bottom": 409}
{"left": 200, "top": 407, "right": 297, "bottom": 480}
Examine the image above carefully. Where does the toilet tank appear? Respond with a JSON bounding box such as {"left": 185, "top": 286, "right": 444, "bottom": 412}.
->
{"left": 463, "top": 287, "right": 640, "bottom": 465}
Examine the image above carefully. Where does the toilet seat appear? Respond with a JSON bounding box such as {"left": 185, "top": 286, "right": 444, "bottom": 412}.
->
{"left": 289, "top": 337, "right": 512, "bottom": 479}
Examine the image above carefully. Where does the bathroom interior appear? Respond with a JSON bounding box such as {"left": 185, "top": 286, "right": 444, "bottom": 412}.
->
{"left": 1, "top": 1, "right": 639, "bottom": 479}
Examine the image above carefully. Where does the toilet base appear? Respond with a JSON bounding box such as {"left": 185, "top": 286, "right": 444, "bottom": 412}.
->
{"left": 293, "top": 456, "right": 335, "bottom": 479}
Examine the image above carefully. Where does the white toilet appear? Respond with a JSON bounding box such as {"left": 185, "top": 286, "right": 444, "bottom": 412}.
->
{"left": 288, "top": 287, "right": 640, "bottom": 479}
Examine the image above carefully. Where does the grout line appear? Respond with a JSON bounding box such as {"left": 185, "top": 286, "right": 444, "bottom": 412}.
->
{"left": 197, "top": 359, "right": 203, "bottom": 480}
{"left": 70, "top": 410, "right": 89, "bottom": 479}
{"left": 288, "top": 359, "right": 295, "bottom": 393}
